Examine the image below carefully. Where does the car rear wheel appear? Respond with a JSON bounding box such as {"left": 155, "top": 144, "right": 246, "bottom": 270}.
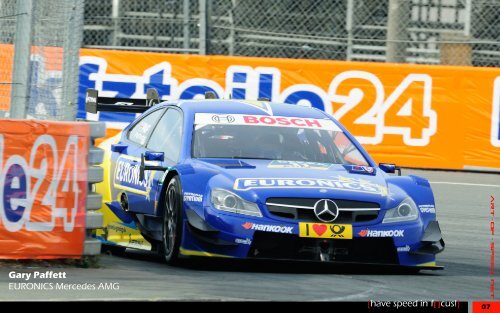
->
{"left": 161, "top": 176, "right": 183, "bottom": 265}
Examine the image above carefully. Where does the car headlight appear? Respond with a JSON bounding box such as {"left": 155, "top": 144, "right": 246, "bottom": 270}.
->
{"left": 382, "top": 197, "right": 419, "bottom": 223}
{"left": 211, "top": 188, "right": 262, "bottom": 217}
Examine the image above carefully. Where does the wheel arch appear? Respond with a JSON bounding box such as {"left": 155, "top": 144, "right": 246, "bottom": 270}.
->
{"left": 157, "top": 169, "right": 182, "bottom": 218}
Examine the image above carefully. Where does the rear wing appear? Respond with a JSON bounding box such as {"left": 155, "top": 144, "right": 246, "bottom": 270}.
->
{"left": 85, "top": 88, "right": 160, "bottom": 114}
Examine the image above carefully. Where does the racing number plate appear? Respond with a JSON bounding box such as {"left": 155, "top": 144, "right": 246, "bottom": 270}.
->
{"left": 299, "top": 223, "right": 353, "bottom": 239}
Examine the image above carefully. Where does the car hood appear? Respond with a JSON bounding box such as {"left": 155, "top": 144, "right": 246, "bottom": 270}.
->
{"left": 193, "top": 159, "right": 391, "bottom": 207}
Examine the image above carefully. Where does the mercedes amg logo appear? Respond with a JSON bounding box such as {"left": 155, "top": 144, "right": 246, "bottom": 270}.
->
{"left": 313, "top": 199, "right": 339, "bottom": 222}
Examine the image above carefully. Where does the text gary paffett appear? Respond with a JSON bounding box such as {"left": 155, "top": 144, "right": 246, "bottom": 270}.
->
{"left": 9, "top": 270, "right": 67, "bottom": 281}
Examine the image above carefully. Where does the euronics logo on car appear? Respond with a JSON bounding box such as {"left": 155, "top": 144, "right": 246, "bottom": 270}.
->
{"left": 113, "top": 155, "right": 154, "bottom": 193}
{"left": 242, "top": 222, "right": 294, "bottom": 234}
{"left": 357, "top": 229, "right": 405, "bottom": 237}
{"left": 233, "top": 176, "right": 387, "bottom": 196}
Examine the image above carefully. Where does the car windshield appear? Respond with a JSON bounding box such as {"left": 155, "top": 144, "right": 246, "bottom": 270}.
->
{"left": 192, "top": 114, "right": 369, "bottom": 166}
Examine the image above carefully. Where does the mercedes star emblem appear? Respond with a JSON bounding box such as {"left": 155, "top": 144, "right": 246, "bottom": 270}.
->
{"left": 313, "top": 199, "right": 339, "bottom": 222}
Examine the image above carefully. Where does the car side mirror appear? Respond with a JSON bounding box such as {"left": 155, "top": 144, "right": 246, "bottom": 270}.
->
{"left": 379, "top": 163, "right": 401, "bottom": 176}
{"left": 111, "top": 144, "right": 127, "bottom": 154}
{"left": 145, "top": 151, "right": 164, "bottom": 161}
{"left": 139, "top": 153, "right": 169, "bottom": 181}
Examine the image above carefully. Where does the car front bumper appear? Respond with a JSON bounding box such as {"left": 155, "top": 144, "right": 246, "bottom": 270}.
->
{"left": 180, "top": 207, "right": 445, "bottom": 268}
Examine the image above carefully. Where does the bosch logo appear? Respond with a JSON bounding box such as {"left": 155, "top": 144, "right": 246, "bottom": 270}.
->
{"left": 313, "top": 199, "right": 339, "bottom": 222}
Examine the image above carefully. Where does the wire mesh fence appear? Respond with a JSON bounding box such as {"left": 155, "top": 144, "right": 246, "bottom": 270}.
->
{"left": 0, "top": 0, "right": 497, "bottom": 120}
{"left": 0, "top": 0, "right": 18, "bottom": 115}
{"left": 0, "top": 0, "right": 84, "bottom": 120}
{"left": 83, "top": 0, "right": 499, "bottom": 67}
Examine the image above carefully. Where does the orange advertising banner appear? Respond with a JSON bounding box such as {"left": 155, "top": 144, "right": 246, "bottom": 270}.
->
{"left": 79, "top": 49, "right": 500, "bottom": 171}
{"left": 0, "top": 44, "right": 63, "bottom": 113}
{"left": 0, "top": 120, "right": 89, "bottom": 259}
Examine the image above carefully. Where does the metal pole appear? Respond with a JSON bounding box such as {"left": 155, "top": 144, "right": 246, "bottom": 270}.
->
{"left": 386, "top": 0, "right": 410, "bottom": 63}
{"left": 227, "top": 0, "right": 236, "bottom": 55}
{"left": 62, "top": 0, "right": 84, "bottom": 121}
{"left": 345, "top": 0, "right": 354, "bottom": 61}
{"left": 464, "top": 0, "right": 471, "bottom": 37}
{"left": 199, "top": 0, "right": 207, "bottom": 54}
{"left": 183, "top": 0, "right": 190, "bottom": 52}
{"left": 10, "top": 0, "right": 34, "bottom": 119}
{"left": 112, "top": 0, "right": 120, "bottom": 46}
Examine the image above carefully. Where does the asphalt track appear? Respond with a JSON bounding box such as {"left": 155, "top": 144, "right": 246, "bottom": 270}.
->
{"left": 0, "top": 169, "right": 499, "bottom": 301}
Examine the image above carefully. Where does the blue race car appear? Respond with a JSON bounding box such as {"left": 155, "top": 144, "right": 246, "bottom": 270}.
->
{"left": 87, "top": 89, "right": 444, "bottom": 270}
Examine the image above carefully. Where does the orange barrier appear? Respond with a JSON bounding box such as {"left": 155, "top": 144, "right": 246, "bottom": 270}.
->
{"left": 80, "top": 49, "right": 500, "bottom": 170}
{"left": 0, "top": 120, "right": 89, "bottom": 259}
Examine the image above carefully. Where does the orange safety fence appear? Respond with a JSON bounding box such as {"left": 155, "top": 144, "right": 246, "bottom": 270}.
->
{"left": 0, "top": 120, "right": 88, "bottom": 259}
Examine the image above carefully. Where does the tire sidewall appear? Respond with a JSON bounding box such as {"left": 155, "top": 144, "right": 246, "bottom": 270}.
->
{"left": 162, "top": 176, "right": 183, "bottom": 264}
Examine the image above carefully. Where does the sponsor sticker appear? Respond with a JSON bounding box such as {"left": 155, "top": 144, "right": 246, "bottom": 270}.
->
{"left": 348, "top": 165, "right": 375, "bottom": 174}
{"left": 235, "top": 238, "right": 252, "bottom": 245}
{"left": 397, "top": 245, "right": 411, "bottom": 252}
{"left": 357, "top": 229, "right": 405, "bottom": 237}
{"left": 267, "top": 160, "right": 332, "bottom": 170}
{"left": 419, "top": 204, "right": 436, "bottom": 214}
{"left": 234, "top": 176, "right": 387, "bottom": 196}
{"left": 299, "top": 222, "right": 353, "bottom": 239}
{"left": 242, "top": 222, "right": 293, "bottom": 234}
{"left": 113, "top": 155, "right": 155, "bottom": 195}
{"left": 195, "top": 113, "right": 340, "bottom": 131}
{"left": 183, "top": 192, "right": 203, "bottom": 202}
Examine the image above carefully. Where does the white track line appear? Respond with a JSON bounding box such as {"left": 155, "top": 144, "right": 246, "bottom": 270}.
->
{"left": 430, "top": 181, "right": 500, "bottom": 188}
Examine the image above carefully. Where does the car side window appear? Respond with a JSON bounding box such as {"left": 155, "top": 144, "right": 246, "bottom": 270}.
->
{"left": 146, "top": 108, "right": 183, "bottom": 162}
{"left": 128, "top": 109, "right": 165, "bottom": 146}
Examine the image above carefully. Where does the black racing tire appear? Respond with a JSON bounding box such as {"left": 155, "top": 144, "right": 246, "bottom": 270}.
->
{"left": 160, "top": 176, "right": 183, "bottom": 265}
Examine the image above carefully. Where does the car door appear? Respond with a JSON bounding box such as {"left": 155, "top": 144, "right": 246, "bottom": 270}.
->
{"left": 111, "top": 108, "right": 166, "bottom": 215}
{"left": 144, "top": 107, "right": 183, "bottom": 216}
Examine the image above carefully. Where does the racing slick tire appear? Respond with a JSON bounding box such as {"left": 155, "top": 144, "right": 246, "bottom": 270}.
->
{"left": 160, "top": 176, "right": 183, "bottom": 265}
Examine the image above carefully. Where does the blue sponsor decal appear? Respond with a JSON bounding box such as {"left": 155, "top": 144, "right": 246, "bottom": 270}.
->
{"left": 345, "top": 165, "right": 376, "bottom": 175}
{"left": 233, "top": 177, "right": 387, "bottom": 195}
{"left": 113, "top": 155, "right": 154, "bottom": 194}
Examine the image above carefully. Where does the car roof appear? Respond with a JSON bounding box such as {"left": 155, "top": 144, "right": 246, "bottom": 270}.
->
{"left": 162, "top": 99, "right": 329, "bottom": 119}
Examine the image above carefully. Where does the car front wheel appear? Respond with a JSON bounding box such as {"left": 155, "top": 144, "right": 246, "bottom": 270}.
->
{"left": 161, "top": 176, "right": 183, "bottom": 264}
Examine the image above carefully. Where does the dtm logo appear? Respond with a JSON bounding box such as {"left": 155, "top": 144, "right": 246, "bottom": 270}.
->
{"left": 0, "top": 135, "right": 80, "bottom": 232}
{"left": 242, "top": 222, "right": 294, "bottom": 234}
{"left": 211, "top": 115, "right": 235, "bottom": 123}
